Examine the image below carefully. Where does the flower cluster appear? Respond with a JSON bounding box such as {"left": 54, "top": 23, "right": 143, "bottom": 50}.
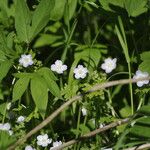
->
{"left": 133, "top": 70, "right": 149, "bottom": 87}
{"left": 19, "top": 54, "right": 34, "bottom": 68}
{"left": 51, "top": 60, "right": 88, "bottom": 79}
{"left": 35, "top": 134, "right": 63, "bottom": 149}
{"left": 0, "top": 123, "right": 13, "bottom": 135}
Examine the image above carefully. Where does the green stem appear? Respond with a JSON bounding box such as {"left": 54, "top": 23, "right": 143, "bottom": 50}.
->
{"left": 74, "top": 106, "right": 81, "bottom": 150}
{"left": 77, "top": 115, "right": 87, "bottom": 150}
{"left": 128, "top": 63, "right": 134, "bottom": 115}
{"left": 137, "top": 95, "right": 145, "bottom": 110}
{"left": 2, "top": 103, "right": 7, "bottom": 123}
{"left": 61, "top": 20, "right": 78, "bottom": 62}
{"left": 106, "top": 90, "right": 116, "bottom": 117}
{"left": 76, "top": 106, "right": 81, "bottom": 139}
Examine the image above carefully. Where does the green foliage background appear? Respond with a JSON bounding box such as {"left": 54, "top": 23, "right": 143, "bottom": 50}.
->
{"left": 0, "top": 0, "right": 150, "bottom": 149}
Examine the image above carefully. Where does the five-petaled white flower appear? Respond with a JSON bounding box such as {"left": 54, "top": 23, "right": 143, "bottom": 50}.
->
{"left": 133, "top": 70, "right": 149, "bottom": 87}
{"left": 73, "top": 65, "right": 88, "bottom": 79}
{"left": 17, "top": 116, "right": 26, "bottom": 123}
{"left": 81, "top": 107, "right": 87, "bottom": 116}
{"left": 25, "top": 145, "right": 36, "bottom": 150}
{"left": 37, "top": 134, "right": 52, "bottom": 147}
{"left": 51, "top": 60, "right": 67, "bottom": 74}
{"left": 0, "top": 123, "right": 11, "bottom": 131}
{"left": 101, "top": 58, "right": 117, "bottom": 73}
{"left": 0, "top": 123, "right": 13, "bottom": 135}
{"left": 50, "top": 141, "right": 62, "bottom": 150}
{"left": 19, "top": 54, "right": 34, "bottom": 68}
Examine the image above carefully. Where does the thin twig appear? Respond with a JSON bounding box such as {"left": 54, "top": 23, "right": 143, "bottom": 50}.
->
{"left": 52, "top": 118, "right": 130, "bottom": 150}
{"left": 8, "top": 76, "right": 150, "bottom": 150}
{"left": 125, "top": 143, "right": 150, "bottom": 150}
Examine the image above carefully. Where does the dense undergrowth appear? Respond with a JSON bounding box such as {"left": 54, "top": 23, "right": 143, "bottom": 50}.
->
{"left": 0, "top": 0, "right": 150, "bottom": 150}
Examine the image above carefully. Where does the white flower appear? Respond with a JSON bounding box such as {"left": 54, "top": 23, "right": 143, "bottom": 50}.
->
{"left": 8, "top": 130, "right": 13, "bottom": 136}
{"left": 19, "top": 54, "right": 34, "bottom": 68}
{"left": 0, "top": 123, "right": 13, "bottom": 135}
{"left": 81, "top": 107, "right": 87, "bottom": 116}
{"left": 51, "top": 60, "right": 67, "bottom": 74}
{"left": 17, "top": 116, "right": 26, "bottom": 123}
{"left": 7, "top": 103, "right": 11, "bottom": 110}
{"left": 99, "top": 123, "right": 104, "bottom": 128}
{"left": 25, "top": 145, "right": 36, "bottom": 150}
{"left": 37, "top": 134, "right": 52, "bottom": 147}
{"left": 101, "top": 58, "right": 117, "bottom": 73}
{"left": 1, "top": 123, "right": 11, "bottom": 131}
{"left": 50, "top": 141, "right": 62, "bottom": 150}
{"left": 73, "top": 65, "right": 88, "bottom": 79}
{"left": 133, "top": 70, "right": 149, "bottom": 87}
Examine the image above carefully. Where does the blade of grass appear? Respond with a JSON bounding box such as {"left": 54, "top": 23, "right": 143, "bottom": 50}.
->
{"left": 115, "top": 17, "right": 134, "bottom": 115}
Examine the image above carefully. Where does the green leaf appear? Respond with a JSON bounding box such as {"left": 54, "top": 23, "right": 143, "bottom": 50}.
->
{"left": 30, "top": 0, "right": 55, "bottom": 40}
{"left": 12, "top": 77, "right": 30, "bottom": 102}
{"left": 15, "top": 0, "right": 31, "bottom": 43}
{"left": 75, "top": 46, "right": 102, "bottom": 67}
{"left": 0, "top": 103, "right": 7, "bottom": 115}
{"left": 37, "top": 67, "right": 60, "bottom": 97}
{"left": 34, "top": 34, "right": 63, "bottom": 48}
{"left": 138, "top": 105, "right": 150, "bottom": 115}
{"left": 0, "top": 131, "right": 16, "bottom": 150}
{"left": 30, "top": 76, "right": 48, "bottom": 118}
{"left": 99, "top": 0, "right": 124, "bottom": 12}
{"left": 50, "top": 0, "right": 66, "bottom": 21}
{"left": 139, "top": 51, "right": 150, "bottom": 73}
{"left": 13, "top": 73, "right": 35, "bottom": 78}
{"left": 130, "top": 124, "right": 150, "bottom": 138}
{"left": 120, "top": 106, "right": 132, "bottom": 118}
{"left": 64, "top": 0, "right": 77, "bottom": 24}
{"left": 0, "top": 60, "right": 12, "bottom": 81}
{"left": 124, "top": 0, "right": 148, "bottom": 17}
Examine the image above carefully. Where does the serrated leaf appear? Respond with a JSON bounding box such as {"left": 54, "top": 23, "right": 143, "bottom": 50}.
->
{"left": 15, "top": 0, "right": 31, "bottom": 43}
{"left": 124, "top": 0, "right": 148, "bottom": 17}
{"left": 12, "top": 77, "right": 30, "bottom": 102}
{"left": 139, "top": 51, "right": 150, "bottom": 73}
{"left": 30, "top": 0, "right": 55, "bottom": 40}
{"left": 37, "top": 67, "right": 60, "bottom": 97}
{"left": 30, "top": 76, "right": 48, "bottom": 118}
{"left": 75, "top": 47, "right": 101, "bottom": 67}
{"left": 37, "top": 67, "right": 57, "bottom": 81}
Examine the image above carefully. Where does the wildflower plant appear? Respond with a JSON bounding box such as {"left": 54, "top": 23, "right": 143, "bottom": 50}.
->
{"left": 0, "top": 0, "right": 150, "bottom": 150}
